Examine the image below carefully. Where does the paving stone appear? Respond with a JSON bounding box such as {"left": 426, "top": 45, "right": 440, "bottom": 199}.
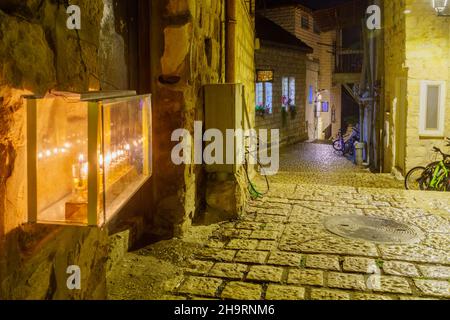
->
{"left": 206, "top": 240, "right": 226, "bottom": 248}
{"left": 352, "top": 293, "right": 393, "bottom": 300}
{"left": 310, "top": 289, "right": 351, "bottom": 300}
{"left": 184, "top": 260, "right": 215, "bottom": 275}
{"left": 414, "top": 279, "right": 450, "bottom": 298}
{"left": 255, "top": 215, "right": 287, "bottom": 223}
{"left": 399, "top": 296, "right": 440, "bottom": 300}
{"left": 249, "top": 230, "right": 280, "bottom": 240}
{"left": 196, "top": 249, "right": 237, "bottom": 262}
{"left": 343, "top": 257, "right": 377, "bottom": 273}
{"left": 328, "top": 272, "right": 366, "bottom": 291}
{"left": 222, "top": 229, "right": 252, "bottom": 238}
{"left": 221, "top": 282, "right": 263, "bottom": 300}
{"left": 247, "top": 266, "right": 284, "bottom": 283}
{"left": 256, "top": 208, "right": 290, "bottom": 216}
{"left": 418, "top": 265, "right": 450, "bottom": 279}
{"left": 257, "top": 240, "right": 278, "bottom": 251}
{"left": 265, "top": 285, "right": 306, "bottom": 300}
{"left": 178, "top": 277, "right": 223, "bottom": 297}
{"left": 367, "top": 276, "right": 412, "bottom": 294}
{"left": 226, "top": 239, "right": 259, "bottom": 250}
{"left": 305, "top": 255, "right": 341, "bottom": 271}
{"left": 383, "top": 261, "right": 420, "bottom": 277}
{"left": 209, "top": 263, "right": 248, "bottom": 280}
{"left": 267, "top": 252, "right": 302, "bottom": 267}
{"left": 235, "top": 250, "right": 268, "bottom": 264}
{"left": 288, "top": 269, "right": 324, "bottom": 286}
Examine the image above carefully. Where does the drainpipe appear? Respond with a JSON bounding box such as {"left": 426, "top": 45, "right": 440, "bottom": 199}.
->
{"left": 226, "top": 0, "right": 237, "bottom": 83}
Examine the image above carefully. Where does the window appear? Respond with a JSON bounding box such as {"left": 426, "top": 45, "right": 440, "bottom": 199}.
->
{"left": 419, "top": 81, "right": 446, "bottom": 137}
{"left": 301, "top": 15, "right": 309, "bottom": 30}
{"left": 256, "top": 82, "right": 273, "bottom": 114}
{"left": 282, "top": 77, "right": 296, "bottom": 108}
{"left": 309, "top": 85, "right": 314, "bottom": 104}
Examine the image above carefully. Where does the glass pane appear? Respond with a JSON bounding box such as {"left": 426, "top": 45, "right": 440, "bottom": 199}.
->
{"left": 289, "top": 77, "right": 296, "bottom": 106}
{"left": 36, "top": 97, "right": 88, "bottom": 225}
{"left": 265, "top": 82, "right": 273, "bottom": 113}
{"left": 426, "top": 85, "right": 439, "bottom": 130}
{"left": 102, "top": 95, "right": 152, "bottom": 222}
{"left": 256, "top": 82, "right": 264, "bottom": 108}
{"left": 282, "top": 77, "right": 289, "bottom": 107}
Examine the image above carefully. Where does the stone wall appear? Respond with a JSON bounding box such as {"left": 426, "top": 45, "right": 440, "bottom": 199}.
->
{"left": 261, "top": 5, "right": 340, "bottom": 140}
{"left": 384, "top": 0, "right": 450, "bottom": 173}
{"left": 149, "top": 0, "right": 255, "bottom": 237}
{"left": 255, "top": 45, "right": 308, "bottom": 146}
{"left": 0, "top": 0, "right": 137, "bottom": 299}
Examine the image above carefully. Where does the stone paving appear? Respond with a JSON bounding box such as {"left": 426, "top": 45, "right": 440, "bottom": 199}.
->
{"left": 108, "top": 143, "right": 450, "bottom": 300}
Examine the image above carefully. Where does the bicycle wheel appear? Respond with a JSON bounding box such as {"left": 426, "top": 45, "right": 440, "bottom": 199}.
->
{"left": 405, "top": 167, "right": 427, "bottom": 190}
{"left": 333, "top": 140, "right": 343, "bottom": 152}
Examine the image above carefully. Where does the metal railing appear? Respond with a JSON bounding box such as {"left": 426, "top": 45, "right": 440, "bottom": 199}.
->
{"left": 335, "top": 49, "right": 364, "bottom": 74}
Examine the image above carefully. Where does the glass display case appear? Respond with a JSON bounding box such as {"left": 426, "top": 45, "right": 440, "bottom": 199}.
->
{"left": 25, "top": 91, "right": 152, "bottom": 227}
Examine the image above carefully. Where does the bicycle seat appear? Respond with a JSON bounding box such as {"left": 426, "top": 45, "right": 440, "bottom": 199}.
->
{"left": 433, "top": 147, "right": 441, "bottom": 153}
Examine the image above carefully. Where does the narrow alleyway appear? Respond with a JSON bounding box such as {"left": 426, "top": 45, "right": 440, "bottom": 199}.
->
{"left": 108, "top": 143, "right": 450, "bottom": 300}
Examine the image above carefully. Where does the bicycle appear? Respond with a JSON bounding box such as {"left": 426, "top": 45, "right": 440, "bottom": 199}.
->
{"left": 333, "top": 127, "right": 360, "bottom": 156}
{"left": 405, "top": 138, "right": 450, "bottom": 191}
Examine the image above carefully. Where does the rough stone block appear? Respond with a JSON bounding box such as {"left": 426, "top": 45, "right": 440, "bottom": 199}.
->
{"left": 221, "top": 282, "right": 262, "bottom": 300}
{"left": 209, "top": 263, "right": 248, "bottom": 280}
{"left": 328, "top": 272, "right": 366, "bottom": 291}
{"left": 235, "top": 250, "right": 268, "bottom": 264}
{"left": 288, "top": 269, "right": 324, "bottom": 286}
{"left": 247, "top": 266, "right": 284, "bottom": 283}
{"left": 305, "top": 255, "right": 340, "bottom": 271}
{"left": 178, "top": 276, "right": 222, "bottom": 297}
{"left": 310, "top": 289, "right": 351, "bottom": 300}
{"left": 265, "top": 285, "right": 305, "bottom": 300}
{"left": 267, "top": 251, "right": 302, "bottom": 267}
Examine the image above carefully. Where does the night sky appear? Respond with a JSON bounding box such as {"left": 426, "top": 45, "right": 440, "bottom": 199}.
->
{"left": 257, "top": 0, "right": 354, "bottom": 10}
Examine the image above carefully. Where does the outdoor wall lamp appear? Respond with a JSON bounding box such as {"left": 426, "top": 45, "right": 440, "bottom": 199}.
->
{"left": 433, "top": 0, "right": 450, "bottom": 16}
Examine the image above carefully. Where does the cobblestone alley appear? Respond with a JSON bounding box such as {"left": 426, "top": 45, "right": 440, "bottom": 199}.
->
{"left": 108, "top": 143, "right": 450, "bottom": 300}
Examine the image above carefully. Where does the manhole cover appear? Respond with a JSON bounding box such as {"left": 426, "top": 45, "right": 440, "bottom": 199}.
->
{"left": 324, "top": 215, "right": 424, "bottom": 244}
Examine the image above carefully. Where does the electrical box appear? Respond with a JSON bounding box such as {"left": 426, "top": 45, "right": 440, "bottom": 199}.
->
{"left": 204, "top": 83, "right": 244, "bottom": 174}
{"left": 25, "top": 91, "right": 152, "bottom": 227}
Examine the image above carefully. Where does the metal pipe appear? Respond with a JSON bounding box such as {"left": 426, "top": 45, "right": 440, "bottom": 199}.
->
{"left": 226, "top": 0, "right": 237, "bottom": 83}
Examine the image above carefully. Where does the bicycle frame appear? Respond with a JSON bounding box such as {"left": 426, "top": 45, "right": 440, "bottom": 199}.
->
{"left": 430, "top": 161, "right": 449, "bottom": 189}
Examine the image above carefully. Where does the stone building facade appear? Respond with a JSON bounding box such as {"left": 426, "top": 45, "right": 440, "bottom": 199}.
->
{"left": 0, "top": 0, "right": 255, "bottom": 299}
{"left": 255, "top": 15, "right": 311, "bottom": 146}
{"left": 260, "top": 4, "right": 341, "bottom": 140}
{"left": 383, "top": 0, "right": 450, "bottom": 174}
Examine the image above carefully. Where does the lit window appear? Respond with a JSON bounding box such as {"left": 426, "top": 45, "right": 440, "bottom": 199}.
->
{"left": 419, "top": 80, "right": 446, "bottom": 137}
{"left": 256, "top": 82, "right": 273, "bottom": 114}
{"left": 282, "top": 77, "right": 296, "bottom": 108}
{"left": 256, "top": 82, "right": 264, "bottom": 107}
{"left": 289, "top": 77, "right": 296, "bottom": 106}
{"left": 309, "top": 85, "right": 314, "bottom": 104}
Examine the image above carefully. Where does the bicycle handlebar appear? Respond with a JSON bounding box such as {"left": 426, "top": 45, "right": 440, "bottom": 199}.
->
{"left": 433, "top": 146, "right": 450, "bottom": 160}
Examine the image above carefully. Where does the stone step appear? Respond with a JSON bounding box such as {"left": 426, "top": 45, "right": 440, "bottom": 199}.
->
{"left": 106, "top": 216, "right": 145, "bottom": 276}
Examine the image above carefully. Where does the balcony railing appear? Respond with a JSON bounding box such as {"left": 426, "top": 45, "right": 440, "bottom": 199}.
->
{"left": 335, "top": 49, "right": 363, "bottom": 74}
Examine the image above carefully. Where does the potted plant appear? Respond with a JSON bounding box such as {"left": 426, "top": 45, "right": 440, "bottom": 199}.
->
{"left": 256, "top": 104, "right": 271, "bottom": 118}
